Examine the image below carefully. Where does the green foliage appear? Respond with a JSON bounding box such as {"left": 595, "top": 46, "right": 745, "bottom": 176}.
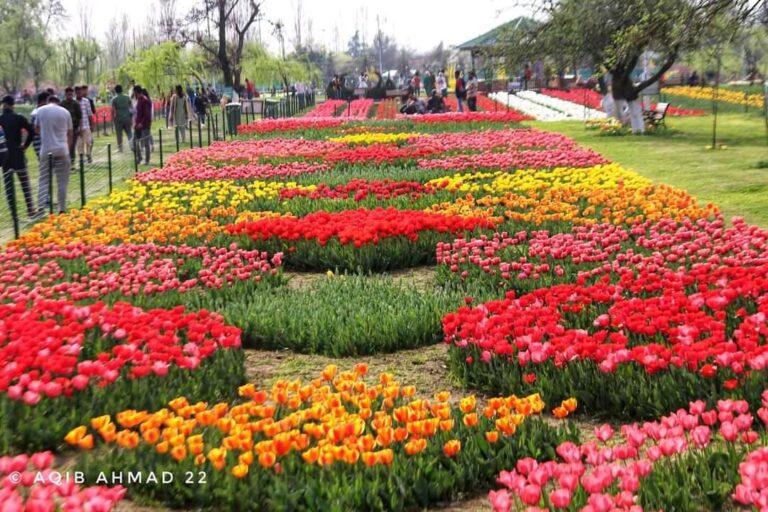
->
{"left": 205, "top": 274, "right": 466, "bottom": 357}
{"left": 638, "top": 444, "right": 748, "bottom": 511}
{"left": 118, "top": 42, "right": 205, "bottom": 96}
{"left": 75, "top": 416, "right": 577, "bottom": 512}
{"left": 243, "top": 43, "right": 321, "bottom": 90}
{"left": 449, "top": 345, "right": 768, "bottom": 421}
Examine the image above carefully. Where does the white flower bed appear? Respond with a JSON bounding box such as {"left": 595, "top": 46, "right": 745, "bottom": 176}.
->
{"left": 517, "top": 91, "right": 606, "bottom": 120}
{"left": 488, "top": 92, "right": 572, "bottom": 122}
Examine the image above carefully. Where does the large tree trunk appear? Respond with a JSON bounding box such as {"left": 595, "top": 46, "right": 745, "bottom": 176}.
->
{"left": 217, "top": 0, "right": 233, "bottom": 86}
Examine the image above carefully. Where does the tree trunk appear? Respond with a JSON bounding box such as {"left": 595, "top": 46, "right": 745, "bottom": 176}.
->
{"left": 217, "top": 0, "right": 233, "bottom": 86}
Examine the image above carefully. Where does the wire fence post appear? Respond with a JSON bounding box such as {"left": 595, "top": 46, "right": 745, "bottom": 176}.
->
{"left": 175, "top": 125, "right": 180, "bottom": 152}
{"left": 222, "top": 109, "right": 227, "bottom": 140}
{"left": 189, "top": 120, "right": 193, "bottom": 149}
{"left": 102, "top": 114, "right": 107, "bottom": 136}
{"left": 159, "top": 129, "right": 164, "bottom": 167}
{"left": 206, "top": 115, "right": 212, "bottom": 146}
{"left": 79, "top": 153, "right": 86, "bottom": 207}
{"left": 197, "top": 116, "right": 203, "bottom": 148}
{"left": 107, "top": 143, "right": 113, "bottom": 194}
{"left": 5, "top": 171, "right": 20, "bottom": 239}
{"left": 48, "top": 153, "right": 54, "bottom": 215}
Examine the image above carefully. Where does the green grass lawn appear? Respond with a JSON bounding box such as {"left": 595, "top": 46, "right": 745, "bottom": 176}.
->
{"left": 530, "top": 113, "right": 768, "bottom": 227}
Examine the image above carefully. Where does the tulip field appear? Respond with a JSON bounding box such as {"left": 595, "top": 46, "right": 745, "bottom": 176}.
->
{"left": 2, "top": 98, "right": 768, "bottom": 512}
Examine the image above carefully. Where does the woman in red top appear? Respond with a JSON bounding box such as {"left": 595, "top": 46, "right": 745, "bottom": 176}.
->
{"left": 454, "top": 70, "right": 466, "bottom": 112}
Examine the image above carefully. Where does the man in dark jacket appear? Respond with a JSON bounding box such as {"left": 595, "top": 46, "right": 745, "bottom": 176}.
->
{"left": 60, "top": 86, "right": 82, "bottom": 164}
{"left": 132, "top": 85, "right": 152, "bottom": 165}
{"left": 0, "top": 95, "right": 36, "bottom": 218}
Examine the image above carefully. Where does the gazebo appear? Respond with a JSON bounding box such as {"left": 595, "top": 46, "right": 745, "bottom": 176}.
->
{"left": 456, "top": 17, "right": 539, "bottom": 74}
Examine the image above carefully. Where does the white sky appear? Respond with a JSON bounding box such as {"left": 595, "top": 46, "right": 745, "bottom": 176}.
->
{"left": 57, "top": 0, "right": 527, "bottom": 53}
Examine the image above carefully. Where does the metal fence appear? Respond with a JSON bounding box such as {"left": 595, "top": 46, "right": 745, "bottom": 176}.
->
{"left": 1, "top": 94, "right": 319, "bottom": 243}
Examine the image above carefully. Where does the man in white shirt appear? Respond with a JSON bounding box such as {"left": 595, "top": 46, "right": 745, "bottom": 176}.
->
{"left": 76, "top": 86, "right": 94, "bottom": 163}
{"left": 34, "top": 95, "right": 73, "bottom": 215}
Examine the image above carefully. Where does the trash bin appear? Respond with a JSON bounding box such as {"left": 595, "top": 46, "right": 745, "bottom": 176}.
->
{"left": 225, "top": 102, "right": 241, "bottom": 135}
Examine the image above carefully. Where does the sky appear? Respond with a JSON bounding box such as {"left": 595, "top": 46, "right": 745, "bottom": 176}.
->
{"left": 57, "top": 0, "right": 528, "bottom": 53}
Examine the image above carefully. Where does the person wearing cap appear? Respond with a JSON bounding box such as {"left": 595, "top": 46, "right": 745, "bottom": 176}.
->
{"left": 0, "top": 95, "right": 36, "bottom": 219}
{"left": 34, "top": 94, "right": 73, "bottom": 215}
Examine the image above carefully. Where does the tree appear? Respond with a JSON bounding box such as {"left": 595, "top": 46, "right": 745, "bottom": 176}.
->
{"left": 159, "top": 0, "right": 179, "bottom": 41}
{"left": 0, "top": 0, "right": 64, "bottom": 93}
{"left": 182, "top": 0, "right": 263, "bottom": 88}
{"left": 119, "top": 41, "right": 206, "bottom": 96}
{"left": 496, "top": 0, "right": 763, "bottom": 108}
{"left": 347, "top": 30, "right": 363, "bottom": 58}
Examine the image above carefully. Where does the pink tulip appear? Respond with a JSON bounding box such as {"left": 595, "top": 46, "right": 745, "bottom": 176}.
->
{"left": 720, "top": 421, "right": 739, "bottom": 442}
{"left": 30, "top": 452, "right": 54, "bottom": 471}
{"left": 488, "top": 489, "right": 512, "bottom": 512}
{"left": 691, "top": 426, "right": 712, "bottom": 448}
{"left": 518, "top": 484, "right": 542, "bottom": 506}
{"left": 594, "top": 424, "right": 614, "bottom": 442}
{"left": 548, "top": 488, "right": 572, "bottom": 509}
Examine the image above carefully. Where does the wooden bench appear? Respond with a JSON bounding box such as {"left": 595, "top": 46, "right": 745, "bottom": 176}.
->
{"left": 643, "top": 102, "right": 669, "bottom": 128}
{"left": 385, "top": 89, "right": 409, "bottom": 99}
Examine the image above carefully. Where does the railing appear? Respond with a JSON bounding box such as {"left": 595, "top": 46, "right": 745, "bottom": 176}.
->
{"left": 0, "top": 98, "right": 316, "bottom": 243}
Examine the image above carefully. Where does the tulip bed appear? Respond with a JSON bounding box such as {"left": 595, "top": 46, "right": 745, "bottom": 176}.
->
{"left": 0, "top": 300, "right": 245, "bottom": 451}
{"left": 66, "top": 365, "right": 577, "bottom": 511}
{"left": 5, "top": 98, "right": 768, "bottom": 510}
{"left": 488, "top": 395, "right": 768, "bottom": 511}
{"left": 0, "top": 451, "right": 126, "bottom": 511}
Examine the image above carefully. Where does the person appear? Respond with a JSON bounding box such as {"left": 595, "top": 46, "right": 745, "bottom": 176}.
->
{"left": 111, "top": 84, "right": 132, "bottom": 152}
{"left": 426, "top": 90, "right": 446, "bottom": 114}
{"left": 246, "top": 78, "right": 255, "bottom": 99}
{"left": 410, "top": 71, "right": 421, "bottom": 96}
{"left": 75, "top": 86, "right": 94, "bottom": 164}
{"left": 29, "top": 91, "right": 49, "bottom": 160}
{"left": 600, "top": 84, "right": 615, "bottom": 116}
{"left": 454, "top": 70, "right": 466, "bottom": 112}
{"left": 626, "top": 87, "right": 645, "bottom": 134}
{"left": 194, "top": 87, "right": 208, "bottom": 124}
{"left": 0, "top": 95, "right": 36, "bottom": 219}
{"left": 168, "top": 85, "right": 194, "bottom": 144}
{"left": 436, "top": 69, "right": 447, "bottom": 97}
{"left": 60, "top": 87, "right": 82, "bottom": 165}
{"left": 523, "top": 63, "right": 532, "bottom": 90}
{"left": 687, "top": 71, "right": 700, "bottom": 87}
{"left": 132, "top": 85, "right": 152, "bottom": 165}
{"left": 35, "top": 94, "right": 73, "bottom": 215}
{"left": 332, "top": 75, "right": 341, "bottom": 99}
{"left": 466, "top": 71, "right": 479, "bottom": 111}
{"left": 423, "top": 70, "right": 435, "bottom": 96}
{"left": 142, "top": 88, "right": 155, "bottom": 152}
{"left": 296, "top": 81, "right": 306, "bottom": 109}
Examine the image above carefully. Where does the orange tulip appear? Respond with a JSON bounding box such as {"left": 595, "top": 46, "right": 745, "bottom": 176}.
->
{"left": 354, "top": 363, "right": 368, "bottom": 376}
{"left": 78, "top": 434, "right": 94, "bottom": 450}
{"left": 562, "top": 398, "right": 578, "bottom": 413}
{"left": 171, "top": 445, "right": 187, "bottom": 461}
{"left": 231, "top": 463, "right": 249, "bottom": 479}
{"left": 65, "top": 426, "right": 87, "bottom": 446}
{"left": 302, "top": 447, "right": 320, "bottom": 464}
{"left": 321, "top": 364, "right": 338, "bottom": 381}
{"left": 443, "top": 440, "right": 461, "bottom": 458}
{"left": 259, "top": 451, "right": 276, "bottom": 468}
{"left": 552, "top": 406, "right": 569, "bottom": 419}
{"left": 459, "top": 395, "right": 476, "bottom": 413}
{"left": 238, "top": 451, "right": 254, "bottom": 466}
{"left": 156, "top": 441, "right": 170, "bottom": 454}
{"left": 485, "top": 431, "right": 499, "bottom": 443}
{"left": 377, "top": 449, "right": 394, "bottom": 466}
{"left": 362, "top": 451, "right": 377, "bottom": 467}
{"left": 463, "top": 413, "right": 478, "bottom": 428}
{"left": 90, "top": 415, "right": 112, "bottom": 431}
{"left": 194, "top": 454, "right": 206, "bottom": 465}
